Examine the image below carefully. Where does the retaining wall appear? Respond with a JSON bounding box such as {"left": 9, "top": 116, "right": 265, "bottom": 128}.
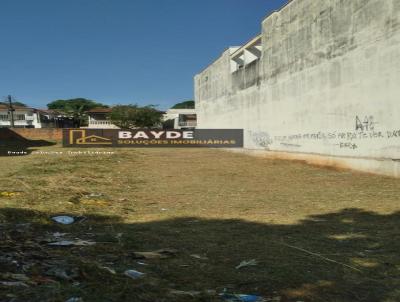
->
{"left": 0, "top": 128, "right": 63, "bottom": 141}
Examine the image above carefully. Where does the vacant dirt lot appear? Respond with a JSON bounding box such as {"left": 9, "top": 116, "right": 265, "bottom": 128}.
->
{"left": 1, "top": 142, "right": 400, "bottom": 302}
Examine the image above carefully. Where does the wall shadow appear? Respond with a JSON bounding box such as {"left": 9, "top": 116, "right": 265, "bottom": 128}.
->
{"left": 0, "top": 128, "right": 56, "bottom": 156}
{"left": 0, "top": 208, "right": 399, "bottom": 302}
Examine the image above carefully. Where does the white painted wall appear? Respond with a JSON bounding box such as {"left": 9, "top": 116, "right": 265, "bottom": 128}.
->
{"left": 195, "top": 0, "right": 400, "bottom": 177}
{"left": 0, "top": 109, "right": 42, "bottom": 128}
{"left": 163, "top": 109, "right": 197, "bottom": 129}
{"left": 86, "top": 114, "right": 119, "bottom": 129}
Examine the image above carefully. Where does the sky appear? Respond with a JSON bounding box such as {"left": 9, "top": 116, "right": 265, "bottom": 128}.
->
{"left": 0, "top": 0, "right": 288, "bottom": 110}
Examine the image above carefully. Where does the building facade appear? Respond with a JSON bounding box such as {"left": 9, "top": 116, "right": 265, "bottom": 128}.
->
{"left": 0, "top": 105, "right": 42, "bottom": 128}
{"left": 195, "top": 0, "right": 400, "bottom": 177}
{"left": 85, "top": 108, "right": 119, "bottom": 129}
{"left": 163, "top": 109, "right": 197, "bottom": 129}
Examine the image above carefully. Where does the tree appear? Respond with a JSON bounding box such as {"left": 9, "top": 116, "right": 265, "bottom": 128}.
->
{"left": 13, "top": 102, "right": 27, "bottom": 107}
{"left": 47, "top": 98, "right": 108, "bottom": 127}
{"left": 109, "top": 104, "right": 163, "bottom": 129}
{"left": 47, "top": 98, "right": 107, "bottom": 114}
{"left": 0, "top": 101, "right": 26, "bottom": 107}
{"left": 171, "top": 100, "right": 195, "bottom": 109}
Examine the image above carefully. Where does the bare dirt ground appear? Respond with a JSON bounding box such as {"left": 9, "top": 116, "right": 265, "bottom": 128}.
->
{"left": 1, "top": 142, "right": 400, "bottom": 302}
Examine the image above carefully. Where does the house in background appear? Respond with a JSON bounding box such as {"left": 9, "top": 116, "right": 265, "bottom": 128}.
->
{"left": 84, "top": 108, "right": 119, "bottom": 129}
{"left": 163, "top": 108, "right": 197, "bottom": 129}
{"left": 0, "top": 104, "right": 197, "bottom": 130}
{"left": 0, "top": 105, "right": 42, "bottom": 128}
{"left": 37, "top": 109, "right": 75, "bottom": 128}
{"left": 0, "top": 104, "right": 75, "bottom": 128}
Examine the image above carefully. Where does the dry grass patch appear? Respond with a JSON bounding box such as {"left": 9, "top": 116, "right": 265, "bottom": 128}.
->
{"left": 0, "top": 144, "right": 399, "bottom": 301}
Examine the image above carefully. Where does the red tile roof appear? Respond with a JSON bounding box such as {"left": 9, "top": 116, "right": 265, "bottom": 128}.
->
{"left": 86, "top": 108, "right": 112, "bottom": 113}
{"left": 0, "top": 104, "right": 34, "bottom": 111}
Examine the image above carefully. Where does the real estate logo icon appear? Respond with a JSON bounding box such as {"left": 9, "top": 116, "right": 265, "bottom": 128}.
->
{"left": 69, "top": 130, "right": 112, "bottom": 145}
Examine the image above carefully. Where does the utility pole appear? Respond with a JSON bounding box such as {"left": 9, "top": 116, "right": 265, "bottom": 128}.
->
{"left": 8, "top": 95, "right": 15, "bottom": 128}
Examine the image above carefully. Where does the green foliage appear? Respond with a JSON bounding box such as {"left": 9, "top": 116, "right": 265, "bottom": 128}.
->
{"left": 171, "top": 100, "right": 195, "bottom": 109}
{"left": 12, "top": 101, "right": 27, "bottom": 107}
{"left": 0, "top": 101, "right": 27, "bottom": 107}
{"left": 47, "top": 98, "right": 108, "bottom": 117}
{"left": 110, "top": 104, "right": 163, "bottom": 129}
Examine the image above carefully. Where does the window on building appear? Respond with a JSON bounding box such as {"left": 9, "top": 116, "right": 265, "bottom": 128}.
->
{"left": 0, "top": 114, "right": 9, "bottom": 121}
{"left": 230, "top": 35, "right": 262, "bottom": 73}
{"left": 15, "top": 114, "right": 26, "bottom": 120}
{"left": 231, "top": 53, "right": 245, "bottom": 73}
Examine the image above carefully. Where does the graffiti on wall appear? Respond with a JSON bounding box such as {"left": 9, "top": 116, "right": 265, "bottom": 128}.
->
{"left": 274, "top": 129, "right": 390, "bottom": 143}
{"left": 271, "top": 115, "right": 400, "bottom": 153}
{"left": 356, "top": 115, "right": 377, "bottom": 132}
{"left": 250, "top": 131, "right": 273, "bottom": 149}
{"left": 246, "top": 115, "right": 399, "bottom": 158}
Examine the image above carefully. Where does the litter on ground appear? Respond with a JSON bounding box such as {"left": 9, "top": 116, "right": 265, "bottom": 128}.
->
{"left": 220, "top": 293, "right": 265, "bottom": 302}
{"left": 235, "top": 259, "right": 258, "bottom": 270}
{"left": 47, "top": 240, "right": 96, "bottom": 247}
{"left": 190, "top": 254, "right": 209, "bottom": 260}
{"left": 51, "top": 216, "right": 75, "bottom": 225}
{"left": 124, "top": 269, "right": 145, "bottom": 279}
{"left": 131, "top": 248, "right": 178, "bottom": 259}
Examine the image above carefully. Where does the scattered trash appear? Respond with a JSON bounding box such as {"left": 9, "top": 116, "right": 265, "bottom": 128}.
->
{"left": 99, "top": 266, "right": 116, "bottom": 274}
{"left": 131, "top": 248, "right": 178, "bottom": 259}
{"left": 236, "top": 259, "right": 258, "bottom": 270}
{"left": 48, "top": 240, "right": 96, "bottom": 247}
{"left": 279, "top": 242, "right": 363, "bottom": 272}
{"left": 137, "top": 261, "right": 149, "bottom": 266}
{"left": 88, "top": 193, "right": 104, "bottom": 198}
{"left": 190, "top": 254, "right": 208, "bottom": 260}
{"left": 53, "top": 232, "right": 68, "bottom": 238}
{"left": 65, "top": 297, "right": 83, "bottom": 302}
{"left": 124, "top": 269, "right": 145, "bottom": 279}
{"left": 161, "top": 208, "right": 168, "bottom": 211}
{"left": 220, "top": 293, "right": 265, "bottom": 302}
{"left": 52, "top": 216, "right": 75, "bottom": 225}
{"left": 0, "top": 281, "right": 29, "bottom": 288}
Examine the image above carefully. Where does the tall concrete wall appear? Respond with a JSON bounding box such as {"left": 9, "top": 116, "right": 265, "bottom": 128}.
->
{"left": 195, "top": 0, "right": 400, "bottom": 177}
